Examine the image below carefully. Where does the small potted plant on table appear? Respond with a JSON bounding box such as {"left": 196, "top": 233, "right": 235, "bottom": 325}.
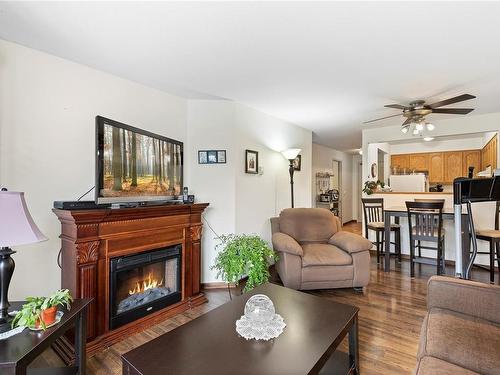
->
{"left": 12, "top": 289, "right": 73, "bottom": 330}
{"left": 211, "top": 234, "right": 278, "bottom": 297}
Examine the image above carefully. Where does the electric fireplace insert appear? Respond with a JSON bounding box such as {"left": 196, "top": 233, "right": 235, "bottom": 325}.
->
{"left": 109, "top": 245, "right": 182, "bottom": 329}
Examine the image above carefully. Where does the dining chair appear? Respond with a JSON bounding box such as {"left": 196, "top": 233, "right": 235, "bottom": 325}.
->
{"left": 413, "top": 199, "right": 446, "bottom": 258}
{"left": 406, "top": 200, "right": 445, "bottom": 277}
{"left": 475, "top": 200, "right": 500, "bottom": 284}
{"left": 362, "top": 198, "right": 401, "bottom": 264}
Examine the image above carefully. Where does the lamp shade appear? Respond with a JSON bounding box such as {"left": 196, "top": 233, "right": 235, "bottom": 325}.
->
{"left": 281, "top": 148, "right": 301, "bottom": 160}
{"left": 0, "top": 191, "right": 47, "bottom": 247}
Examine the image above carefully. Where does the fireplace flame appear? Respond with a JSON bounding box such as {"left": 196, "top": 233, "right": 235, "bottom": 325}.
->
{"left": 129, "top": 272, "right": 164, "bottom": 295}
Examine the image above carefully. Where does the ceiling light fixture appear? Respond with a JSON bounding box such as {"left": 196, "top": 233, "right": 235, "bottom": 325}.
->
{"left": 426, "top": 122, "right": 435, "bottom": 131}
{"left": 401, "top": 125, "right": 410, "bottom": 134}
{"left": 423, "top": 137, "right": 434, "bottom": 142}
{"left": 415, "top": 122, "right": 424, "bottom": 131}
{"left": 413, "top": 128, "right": 419, "bottom": 135}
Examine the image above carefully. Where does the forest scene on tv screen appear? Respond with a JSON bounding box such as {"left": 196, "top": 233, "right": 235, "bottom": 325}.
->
{"left": 101, "top": 124, "right": 182, "bottom": 198}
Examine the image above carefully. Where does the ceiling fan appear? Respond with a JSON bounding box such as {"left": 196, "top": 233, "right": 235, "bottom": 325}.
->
{"left": 364, "top": 94, "right": 476, "bottom": 136}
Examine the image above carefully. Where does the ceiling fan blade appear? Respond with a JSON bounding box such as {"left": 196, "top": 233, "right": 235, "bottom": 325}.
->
{"left": 428, "top": 94, "right": 476, "bottom": 108}
{"left": 431, "top": 108, "right": 475, "bottom": 115}
{"left": 363, "top": 113, "right": 403, "bottom": 124}
{"left": 384, "top": 104, "right": 409, "bottom": 110}
{"left": 402, "top": 117, "right": 412, "bottom": 126}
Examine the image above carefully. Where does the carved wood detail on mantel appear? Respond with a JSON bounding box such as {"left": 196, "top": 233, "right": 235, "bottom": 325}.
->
{"left": 190, "top": 225, "right": 203, "bottom": 241}
{"left": 75, "top": 241, "right": 100, "bottom": 265}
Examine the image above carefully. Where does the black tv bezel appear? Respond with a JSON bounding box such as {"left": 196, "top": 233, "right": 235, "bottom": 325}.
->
{"left": 95, "top": 115, "right": 184, "bottom": 204}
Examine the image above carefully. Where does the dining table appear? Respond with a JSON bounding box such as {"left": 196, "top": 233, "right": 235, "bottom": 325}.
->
{"left": 383, "top": 206, "right": 471, "bottom": 275}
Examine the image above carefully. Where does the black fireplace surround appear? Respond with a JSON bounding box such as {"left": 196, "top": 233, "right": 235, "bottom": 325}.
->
{"left": 109, "top": 245, "right": 182, "bottom": 329}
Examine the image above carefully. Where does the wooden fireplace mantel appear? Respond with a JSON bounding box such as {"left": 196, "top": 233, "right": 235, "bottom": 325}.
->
{"left": 52, "top": 203, "right": 209, "bottom": 361}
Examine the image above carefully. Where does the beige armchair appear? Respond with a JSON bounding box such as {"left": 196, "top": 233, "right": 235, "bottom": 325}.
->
{"left": 270, "top": 208, "right": 372, "bottom": 290}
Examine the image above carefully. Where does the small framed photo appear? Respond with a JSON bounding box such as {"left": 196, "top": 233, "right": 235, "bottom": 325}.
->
{"left": 207, "top": 150, "right": 218, "bottom": 164}
{"left": 293, "top": 155, "right": 301, "bottom": 171}
{"left": 217, "top": 150, "right": 226, "bottom": 163}
{"left": 245, "top": 149, "right": 259, "bottom": 174}
{"left": 198, "top": 151, "right": 208, "bottom": 164}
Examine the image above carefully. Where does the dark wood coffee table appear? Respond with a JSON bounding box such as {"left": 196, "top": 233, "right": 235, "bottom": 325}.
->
{"left": 122, "top": 283, "right": 359, "bottom": 375}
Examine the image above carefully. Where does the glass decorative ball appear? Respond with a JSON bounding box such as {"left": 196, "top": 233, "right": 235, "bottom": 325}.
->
{"left": 244, "top": 294, "right": 275, "bottom": 324}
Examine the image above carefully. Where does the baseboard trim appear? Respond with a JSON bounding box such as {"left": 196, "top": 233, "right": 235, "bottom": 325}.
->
{"left": 202, "top": 265, "right": 276, "bottom": 290}
{"left": 343, "top": 220, "right": 357, "bottom": 225}
{"left": 202, "top": 282, "right": 237, "bottom": 289}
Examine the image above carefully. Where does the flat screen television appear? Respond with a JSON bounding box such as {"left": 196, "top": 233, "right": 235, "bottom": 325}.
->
{"left": 95, "top": 116, "right": 183, "bottom": 204}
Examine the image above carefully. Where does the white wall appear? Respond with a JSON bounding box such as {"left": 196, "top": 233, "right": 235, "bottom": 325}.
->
{"left": 0, "top": 40, "right": 314, "bottom": 295}
{"left": 352, "top": 154, "right": 362, "bottom": 221}
{"left": 187, "top": 101, "right": 313, "bottom": 282}
{"left": 312, "top": 143, "right": 353, "bottom": 223}
{"left": 390, "top": 136, "right": 484, "bottom": 155}
{"left": 0, "top": 40, "right": 188, "bottom": 299}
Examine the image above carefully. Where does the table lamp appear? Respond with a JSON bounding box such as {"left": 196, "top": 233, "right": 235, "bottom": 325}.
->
{"left": 281, "top": 148, "right": 301, "bottom": 208}
{"left": 0, "top": 190, "right": 47, "bottom": 327}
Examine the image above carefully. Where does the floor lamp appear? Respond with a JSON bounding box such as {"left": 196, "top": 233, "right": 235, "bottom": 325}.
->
{"left": 281, "top": 148, "right": 301, "bottom": 208}
{"left": 0, "top": 190, "right": 47, "bottom": 331}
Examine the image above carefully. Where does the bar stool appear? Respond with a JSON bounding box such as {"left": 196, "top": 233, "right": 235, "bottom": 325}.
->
{"left": 475, "top": 201, "right": 500, "bottom": 284}
{"left": 406, "top": 201, "right": 445, "bottom": 277}
{"left": 414, "top": 199, "right": 446, "bottom": 258}
{"left": 362, "top": 198, "right": 401, "bottom": 264}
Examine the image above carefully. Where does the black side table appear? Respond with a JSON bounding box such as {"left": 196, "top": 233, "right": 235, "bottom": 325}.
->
{"left": 0, "top": 298, "right": 91, "bottom": 375}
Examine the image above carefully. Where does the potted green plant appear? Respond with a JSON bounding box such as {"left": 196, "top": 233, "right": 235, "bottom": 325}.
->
{"left": 12, "top": 289, "right": 73, "bottom": 330}
{"left": 362, "top": 180, "right": 385, "bottom": 195}
{"left": 211, "top": 234, "right": 278, "bottom": 295}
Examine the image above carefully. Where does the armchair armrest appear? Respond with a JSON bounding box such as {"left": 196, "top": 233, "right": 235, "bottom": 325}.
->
{"left": 427, "top": 276, "right": 500, "bottom": 324}
{"left": 328, "top": 231, "right": 373, "bottom": 254}
{"left": 272, "top": 232, "right": 303, "bottom": 256}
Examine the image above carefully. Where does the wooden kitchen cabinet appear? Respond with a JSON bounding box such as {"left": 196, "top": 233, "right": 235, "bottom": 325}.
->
{"left": 390, "top": 154, "right": 410, "bottom": 170}
{"left": 444, "top": 151, "right": 463, "bottom": 183}
{"left": 462, "top": 150, "right": 481, "bottom": 177}
{"left": 480, "top": 135, "right": 497, "bottom": 170}
{"left": 409, "top": 153, "right": 429, "bottom": 171}
{"left": 429, "top": 153, "right": 444, "bottom": 183}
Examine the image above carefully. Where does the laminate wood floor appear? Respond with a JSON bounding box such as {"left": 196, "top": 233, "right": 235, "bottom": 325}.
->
{"left": 33, "top": 222, "right": 497, "bottom": 374}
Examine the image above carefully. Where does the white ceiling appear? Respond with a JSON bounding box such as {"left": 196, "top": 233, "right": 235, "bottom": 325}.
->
{"left": 1, "top": 1, "right": 500, "bottom": 151}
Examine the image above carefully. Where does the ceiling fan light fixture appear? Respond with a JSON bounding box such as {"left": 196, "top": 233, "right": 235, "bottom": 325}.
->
{"left": 401, "top": 125, "right": 410, "bottom": 134}
{"left": 412, "top": 128, "right": 420, "bottom": 135}
{"left": 426, "top": 122, "right": 435, "bottom": 131}
{"left": 415, "top": 122, "right": 424, "bottom": 131}
{"left": 423, "top": 136, "right": 434, "bottom": 142}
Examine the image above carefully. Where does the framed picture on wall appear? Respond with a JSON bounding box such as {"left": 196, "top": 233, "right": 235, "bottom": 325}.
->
{"left": 293, "top": 155, "right": 301, "bottom": 171}
{"left": 198, "top": 151, "right": 208, "bottom": 164}
{"left": 217, "top": 150, "right": 226, "bottom": 163}
{"left": 245, "top": 149, "right": 258, "bottom": 174}
{"left": 198, "top": 150, "right": 227, "bottom": 164}
{"left": 207, "top": 150, "right": 218, "bottom": 163}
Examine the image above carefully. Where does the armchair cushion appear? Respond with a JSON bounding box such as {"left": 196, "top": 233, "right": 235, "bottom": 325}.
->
{"left": 302, "top": 244, "right": 352, "bottom": 267}
{"left": 272, "top": 232, "right": 303, "bottom": 256}
{"left": 279, "top": 208, "right": 340, "bottom": 243}
{"left": 427, "top": 276, "right": 500, "bottom": 324}
{"left": 418, "top": 307, "right": 500, "bottom": 374}
{"left": 329, "top": 231, "right": 373, "bottom": 254}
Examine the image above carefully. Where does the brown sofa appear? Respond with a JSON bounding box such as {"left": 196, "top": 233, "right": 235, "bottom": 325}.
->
{"left": 270, "top": 208, "right": 372, "bottom": 290}
{"left": 415, "top": 276, "right": 500, "bottom": 375}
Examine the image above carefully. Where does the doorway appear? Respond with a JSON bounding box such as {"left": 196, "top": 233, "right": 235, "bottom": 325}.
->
{"left": 331, "top": 160, "right": 342, "bottom": 221}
